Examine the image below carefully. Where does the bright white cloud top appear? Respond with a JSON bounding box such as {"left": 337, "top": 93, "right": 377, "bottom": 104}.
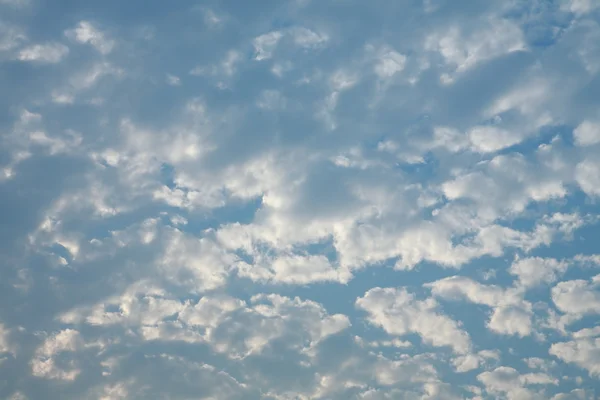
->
{"left": 0, "top": 0, "right": 599, "bottom": 399}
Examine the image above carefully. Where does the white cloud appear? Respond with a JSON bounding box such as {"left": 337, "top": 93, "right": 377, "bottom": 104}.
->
{"left": 573, "top": 120, "right": 600, "bottom": 146}
{"left": 552, "top": 389, "right": 593, "bottom": 400}
{"left": 374, "top": 49, "right": 407, "bottom": 78}
{"left": 572, "top": 326, "right": 600, "bottom": 339}
{"left": 17, "top": 43, "right": 69, "bottom": 63}
{"left": 468, "top": 126, "right": 524, "bottom": 153}
{"left": 65, "top": 21, "right": 114, "bottom": 54}
{"left": 550, "top": 337, "right": 600, "bottom": 376}
{"left": 253, "top": 31, "right": 284, "bottom": 61}
{"left": 477, "top": 366, "right": 558, "bottom": 400}
{"left": 253, "top": 26, "right": 328, "bottom": 61}
{"left": 63, "top": 289, "right": 349, "bottom": 361}
{"left": 3, "top": 0, "right": 600, "bottom": 397}
{"left": 525, "top": 357, "right": 558, "bottom": 372}
{"left": 30, "top": 329, "right": 84, "bottom": 381}
{"left": 166, "top": 74, "right": 181, "bottom": 86}
{"left": 452, "top": 350, "right": 500, "bottom": 373}
{"left": 158, "top": 228, "right": 238, "bottom": 292}
{"left": 432, "top": 125, "right": 525, "bottom": 154}
{"left": 0, "top": 323, "right": 11, "bottom": 355}
{"left": 575, "top": 158, "right": 600, "bottom": 197}
{"left": 509, "top": 257, "right": 568, "bottom": 289}
{"left": 561, "top": 0, "right": 600, "bottom": 15}
{"left": 427, "top": 276, "right": 533, "bottom": 337}
{"left": 236, "top": 253, "right": 351, "bottom": 285}
{"left": 289, "top": 27, "right": 328, "bottom": 49}
{"left": 552, "top": 275, "right": 600, "bottom": 318}
{"left": 88, "top": 355, "right": 252, "bottom": 399}
{"left": 356, "top": 287, "right": 471, "bottom": 354}
{"left": 487, "top": 305, "right": 533, "bottom": 338}
{"left": 0, "top": 21, "right": 25, "bottom": 52}
{"left": 426, "top": 18, "right": 525, "bottom": 81}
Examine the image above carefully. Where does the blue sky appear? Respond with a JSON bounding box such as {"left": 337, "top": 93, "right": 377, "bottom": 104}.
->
{"left": 1, "top": 0, "right": 600, "bottom": 399}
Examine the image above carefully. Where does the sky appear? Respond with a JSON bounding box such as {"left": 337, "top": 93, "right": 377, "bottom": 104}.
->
{"left": 1, "top": 0, "right": 600, "bottom": 399}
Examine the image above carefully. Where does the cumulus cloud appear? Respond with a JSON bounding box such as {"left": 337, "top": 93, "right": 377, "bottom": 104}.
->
{"left": 552, "top": 274, "right": 600, "bottom": 317}
{"left": 2, "top": 0, "right": 600, "bottom": 398}
{"left": 509, "top": 257, "right": 568, "bottom": 289}
{"left": 356, "top": 287, "right": 471, "bottom": 354}
{"left": 427, "top": 276, "right": 534, "bottom": 337}
{"left": 573, "top": 120, "right": 600, "bottom": 146}
{"left": 17, "top": 43, "right": 69, "bottom": 63}
{"left": 550, "top": 337, "right": 600, "bottom": 377}
{"left": 575, "top": 158, "right": 600, "bottom": 197}
{"left": 477, "top": 366, "right": 558, "bottom": 400}
{"left": 425, "top": 18, "right": 526, "bottom": 83}
{"left": 65, "top": 21, "right": 114, "bottom": 54}
{"left": 30, "top": 329, "right": 84, "bottom": 381}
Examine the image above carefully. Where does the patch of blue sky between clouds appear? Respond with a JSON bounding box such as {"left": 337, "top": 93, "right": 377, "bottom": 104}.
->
{"left": 1, "top": 0, "right": 600, "bottom": 399}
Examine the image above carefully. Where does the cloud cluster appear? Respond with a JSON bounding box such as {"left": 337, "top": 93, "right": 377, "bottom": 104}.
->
{"left": 1, "top": 0, "right": 600, "bottom": 399}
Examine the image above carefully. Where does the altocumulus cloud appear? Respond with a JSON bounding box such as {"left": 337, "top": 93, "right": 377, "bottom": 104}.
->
{"left": 1, "top": 0, "right": 600, "bottom": 399}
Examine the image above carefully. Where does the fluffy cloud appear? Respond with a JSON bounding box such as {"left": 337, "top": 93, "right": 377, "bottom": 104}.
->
{"left": 573, "top": 120, "right": 600, "bottom": 146}
{"left": 61, "top": 289, "right": 350, "bottom": 360}
{"left": 17, "top": 43, "right": 69, "bottom": 63}
{"left": 477, "top": 366, "right": 558, "bottom": 400}
{"left": 575, "top": 158, "right": 600, "bottom": 197}
{"left": 65, "top": 21, "right": 114, "bottom": 54}
{"left": 551, "top": 274, "right": 600, "bottom": 317}
{"left": 356, "top": 287, "right": 471, "bottom": 354}
{"left": 427, "top": 276, "right": 534, "bottom": 337}
{"left": 425, "top": 17, "right": 526, "bottom": 83}
{"left": 550, "top": 337, "right": 600, "bottom": 377}
{"left": 2, "top": 0, "right": 600, "bottom": 398}
{"left": 30, "top": 329, "right": 84, "bottom": 381}
{"left": 509, "top": 257, "right": 568, "bottom": 289}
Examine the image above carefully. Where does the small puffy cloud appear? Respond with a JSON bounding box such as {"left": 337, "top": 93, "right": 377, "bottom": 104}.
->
{"left": 426, "top": 276, "right": 533, "bottom": 337}
{"left": 253, "top": 26, "right": 328, "bottom": 61}
{"left": 17, "top": 43, "right": 69, "bottom": 63}
{"left": 561, "top": 0, "right": 600, "bottom": 15}
{"left": 0, "top": 21, "right": 25, "bottom": 52}
{"left": 253, "top": 31, "right": 284, "bottom": 61}
{"left": 572, "top": 326, "right": 600, "bottom": 339}
{"left": 477, "top": 366, "right": 558, "bottom": 399}
{"left": 552, "top": 389, "right": 593, "bottom": 400}
{"left": 374, "top": 49, "right": 407, "bottom": 78}
{"left": 65, "top": 21, "right": 114, "bottom": 54}
{"left": 0, "top": 323, "right": 12, "bottom": 354}
{"left": 432, "top": 124, "right": 530, "bottom": 155}
{"left": 575, "top": 158, "right": 600, "bottom": 197}
{"left": 356, "top": 287, "right": 472, "bottom": 354}
{"left": 550, "top": 337, "right": 600, "bottom": 376}
{"left": 426, "top": 18, "right": 526, "bottom": 81}
{"left": 573, "top": 120, "right": 600, "bottom": 146}
{"left": 525, "top": 357, "right": 558, "bottom": 372}
{"left": 30, "top": 329, "right": 84, "bottom": 381}
{"left": 551, "top": 275, "right": 600, "bottom": 318}
{"left": 467, "top": 126, "right": 525, "bottom": 153}
{"left": 487, "top": 305, "right": 533, "bottom": 338}
{"left": 452, "top": 350, "right": 500, "bottom": 373}
{"left": 236, "top": 253, "right": 352, "bottom": 285}
{"left": 166, "top": 74, "right": 181, "bottom": 86}
{"left": 509, "top": 257, "right": 568, "bottom": 289}
{"left": 289, "top": 27, "right": 328, "bottom": 49}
